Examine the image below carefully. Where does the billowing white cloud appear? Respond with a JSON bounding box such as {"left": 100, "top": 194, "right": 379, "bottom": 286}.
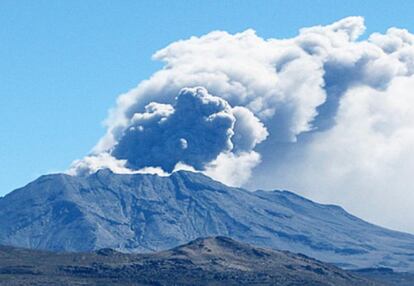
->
{"left": 68, "top": 153, "right": 138, "bottom": 176}
{"left": 70, "top": 16, "right": 414, "bottom": 232}
{"left": 232, "top": 106, "right": 268, "bottom": 152}
{"left": 205, "top": 151, "right": 261, "bottom": 187}
{"left": 68, "top": 153, "right": 169, "bottom": 177}
{"left": 258, "top": 76, "right": 414, "bottom": 232}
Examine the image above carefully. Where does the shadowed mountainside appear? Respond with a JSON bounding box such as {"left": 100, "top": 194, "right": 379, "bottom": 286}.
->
{"left": 0, "top": 236, "right": 380, "bottom": 286}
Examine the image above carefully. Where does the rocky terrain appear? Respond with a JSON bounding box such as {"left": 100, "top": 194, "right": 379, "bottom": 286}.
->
{"left": 0, "top": 236, "right": 380, "bottom": 286}
{"left": 1, "top": 170, "right": 414, "bottom": 271}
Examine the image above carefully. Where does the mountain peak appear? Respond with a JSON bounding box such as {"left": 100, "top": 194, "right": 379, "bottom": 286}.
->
{"left": 169, "top": 236, "right": 275, "bottom": 261}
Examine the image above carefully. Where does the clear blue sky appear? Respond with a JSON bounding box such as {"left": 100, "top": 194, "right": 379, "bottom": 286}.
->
{"left": 1, "top": 0, "right": 413, "bottom": 196}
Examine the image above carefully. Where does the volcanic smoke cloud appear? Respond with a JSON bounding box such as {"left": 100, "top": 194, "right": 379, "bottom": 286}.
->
{"left": 70, "top": 17, "right": 414, "bottom": 232}
{"left": 112, "top": 87, "right": 267, "bottom": 174}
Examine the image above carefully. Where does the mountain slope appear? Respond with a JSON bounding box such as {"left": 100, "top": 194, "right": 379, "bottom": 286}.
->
{"left": 0, "top": 236, "right": 380, "bottom": 286}
{"left": 1, "top": 169, "right": 414, "bottom": 271}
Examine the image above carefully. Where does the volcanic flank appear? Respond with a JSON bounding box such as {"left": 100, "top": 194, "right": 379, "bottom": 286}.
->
{"left": 1, "top": 169, "right": 414, "bottom": 272}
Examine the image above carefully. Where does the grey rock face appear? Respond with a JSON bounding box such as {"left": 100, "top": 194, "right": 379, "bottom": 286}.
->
{"left": 1, "top": 169, "right": 414, "bottom": 271}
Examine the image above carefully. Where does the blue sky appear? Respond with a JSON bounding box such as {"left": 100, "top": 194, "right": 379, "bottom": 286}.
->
{"left": 1, "top": 0, "right": 414, "bottom": 196}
